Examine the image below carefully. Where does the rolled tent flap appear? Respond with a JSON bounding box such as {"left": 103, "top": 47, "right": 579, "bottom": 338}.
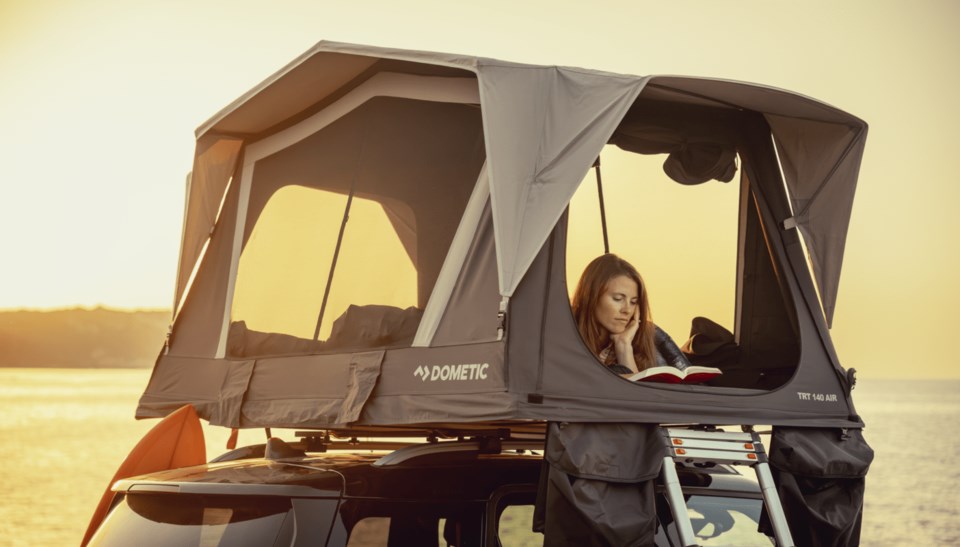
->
{"left": 138, "top": 351, "right": 386, "bottom": 427}
{"left": 335, "top": 350, "right": 386, "bottom": 424}
{"left": 136, "top": 357, "right": 255, "bottom": 427}
{"left": 175, "top": 134, "right": 243, "bottom": 311}
{"left": 477, "top": 63, "right": 647, "bottom": 296}
{"left": 766, "top": 114, "right": 868, "bottom": 326}
{"left": 761, "top": 427, "right": 874, "bottom": 546}
{"left": 534, "top": 422, "right": 663, "bottom": 545}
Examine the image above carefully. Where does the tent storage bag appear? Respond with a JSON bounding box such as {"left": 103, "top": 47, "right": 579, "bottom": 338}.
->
{"left": 534, "top": 422, "right": 663, "bottom": 546}
{"left": 761, "top": 426, "right": 874, "bottom": 547}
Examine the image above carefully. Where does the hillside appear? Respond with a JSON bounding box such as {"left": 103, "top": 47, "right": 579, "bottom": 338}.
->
{"left": 0, "top": 308, "right": 170, "bottom": 368}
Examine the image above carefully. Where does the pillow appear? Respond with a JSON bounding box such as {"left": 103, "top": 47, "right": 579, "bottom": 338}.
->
{"left": 327, "top": 305, "right": 422, "bottom": 349}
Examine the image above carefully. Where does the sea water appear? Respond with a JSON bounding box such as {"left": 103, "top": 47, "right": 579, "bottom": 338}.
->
{"left": 0, "top": 369, "right": 956, "bottom": 546}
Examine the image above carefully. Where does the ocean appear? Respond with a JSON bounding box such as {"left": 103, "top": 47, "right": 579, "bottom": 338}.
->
{"left": 0, "top": 369, "right": 956, "bottom": 546}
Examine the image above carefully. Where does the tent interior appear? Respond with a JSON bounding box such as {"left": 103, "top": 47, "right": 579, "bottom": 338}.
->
{"left": 216, "top": 83, "right": 801, "bottom": 392}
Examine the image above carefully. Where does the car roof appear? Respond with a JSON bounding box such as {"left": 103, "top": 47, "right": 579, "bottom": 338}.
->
{"left": 113, "top": 437, "right": 760, "bottom": 503}
{"left": 113, "top": 442, "right": 544, "bottom": 499}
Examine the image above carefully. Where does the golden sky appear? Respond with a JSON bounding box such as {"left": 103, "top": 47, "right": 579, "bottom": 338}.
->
{"left": 1, "top": 0, "right": 958, "bottom": 377}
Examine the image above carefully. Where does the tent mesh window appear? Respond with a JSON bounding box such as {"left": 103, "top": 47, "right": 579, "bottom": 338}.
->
{"left": 227, "top": 97, "right": 485, "bottom": 358}
{"left": 231, "top": 186, "right": 419, "bottom": 348}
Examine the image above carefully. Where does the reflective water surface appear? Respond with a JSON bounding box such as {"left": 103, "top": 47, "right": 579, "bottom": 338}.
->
{"left": 0, "top": 369, "right": 956, "bottom": 546}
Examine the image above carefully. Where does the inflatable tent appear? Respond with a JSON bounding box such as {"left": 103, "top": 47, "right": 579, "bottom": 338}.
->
{"left": 137, "top": 41, "right": 869, "bottom": 432}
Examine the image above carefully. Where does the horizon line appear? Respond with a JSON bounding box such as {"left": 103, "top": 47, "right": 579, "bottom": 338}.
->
{"left": 0, "top": 305, "right": 171, "bottom": 313}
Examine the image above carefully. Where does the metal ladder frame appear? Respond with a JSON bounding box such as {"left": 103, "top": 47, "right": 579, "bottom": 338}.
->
{"left": 660, "top": 427, "right": 794, "bottom": 547}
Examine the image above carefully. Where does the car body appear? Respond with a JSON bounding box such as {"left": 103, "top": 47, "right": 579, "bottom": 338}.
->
{"left": 88, "top": 435, "right": 772, "bottom": 546}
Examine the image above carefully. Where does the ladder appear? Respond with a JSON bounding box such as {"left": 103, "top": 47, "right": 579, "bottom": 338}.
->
{"left": 660, "top": 427, "right": 794, "bottom": 547}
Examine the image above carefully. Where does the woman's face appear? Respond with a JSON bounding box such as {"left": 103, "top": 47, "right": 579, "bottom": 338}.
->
{"left": 594, "top": 275, "right": 639, "bottom": 335}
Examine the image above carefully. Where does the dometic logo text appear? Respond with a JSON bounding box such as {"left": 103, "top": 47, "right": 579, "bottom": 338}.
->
{"left": 414, "top": 363, "right": 490, "bottom": 382}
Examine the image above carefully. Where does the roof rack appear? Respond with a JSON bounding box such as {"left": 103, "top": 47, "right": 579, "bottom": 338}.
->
{"left": 291, "top": 421, "right": 546, "bottom": 452}
{"left": 374, "top": 438, "right": 544, "bottom": 466}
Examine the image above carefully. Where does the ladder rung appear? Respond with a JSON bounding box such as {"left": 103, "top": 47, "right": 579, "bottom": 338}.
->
{"left": 667, "top": 437, "right": 761, "bottom": 452}
{"left": 669, "top": 447, "right": 761, "bottom": 465}
{"left": 664, "top": 428, "right": 754, "bottom": 442}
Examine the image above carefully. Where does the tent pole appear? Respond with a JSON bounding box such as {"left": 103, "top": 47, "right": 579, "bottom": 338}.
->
{"left": 314, "top": 112, "right": 370, "bottom": 341}
{"left": 314, "top": 187, "right": 355, "bottom": 341}
{"left": 594, "top": 156, "right": 610, "bottom": 254}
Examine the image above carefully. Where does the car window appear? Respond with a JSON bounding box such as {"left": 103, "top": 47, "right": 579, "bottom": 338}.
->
{"left": 487, "top": 487, "right": 541, "bottom": 547}
{"left": 689, "top": 496, "right": 770, "bottom": 546}
{"left": 88, "top": 494, "right": 295, "bottom": 547}
{"left": 346, "top": 517, "right": 391, "bottom": 546}
{"left": 655, "top": 494, "right": 772, "bottom": 547}
{"left": 339, "top": 500, "right": 485, "bottom": 546}
{"left": 496, "top": 504, "right": 540, "bottom": 546}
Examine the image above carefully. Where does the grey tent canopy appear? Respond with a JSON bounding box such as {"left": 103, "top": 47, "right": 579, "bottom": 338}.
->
{"left": 139, "top": 41, "right": 868, "bottom": 430}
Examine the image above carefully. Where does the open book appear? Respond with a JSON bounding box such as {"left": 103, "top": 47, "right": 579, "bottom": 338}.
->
{"left": 628, "top": 365, "right": 722, "bottom": 384}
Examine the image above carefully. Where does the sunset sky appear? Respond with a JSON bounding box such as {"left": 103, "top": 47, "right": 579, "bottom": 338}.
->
{"left": 1, "top": 0, "right": 957, "bottom": 378}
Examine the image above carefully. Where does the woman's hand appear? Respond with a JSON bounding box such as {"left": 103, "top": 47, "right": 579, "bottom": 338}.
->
{"left": 610, "top": 307, "right": 640, "bottom": 346}
{"left": 610, "top": 308, "right": 640, "bottom": 372}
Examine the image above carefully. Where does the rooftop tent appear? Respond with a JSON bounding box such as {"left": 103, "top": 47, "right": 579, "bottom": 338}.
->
{"left": 139, "top": 41, "right": 868, "bottom": 431}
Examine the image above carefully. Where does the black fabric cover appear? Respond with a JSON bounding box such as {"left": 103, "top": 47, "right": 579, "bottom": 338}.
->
{"left": 327, "top": 305, "right": 422, "bottom": 348}
{"left": 761, "top": 427, "right": 874, "bottom": 547}
{"left": 680, "top": 316, "right": 740, "bottom": 369}
{"left": 653, "top": 325, "right": 693, "bottom": 369}
{"left": 534, "top": 422, "right": 663, "bottom": 546}
{"left": 610, "top": 99, "right": 739, "bottom": 186}
{"left": 662, "top": 143, "right": 737, "bottom": 185}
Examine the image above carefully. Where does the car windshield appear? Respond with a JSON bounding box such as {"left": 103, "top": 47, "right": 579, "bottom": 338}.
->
{"left": 88, "top": 494, "right": 294, "bottom": 547}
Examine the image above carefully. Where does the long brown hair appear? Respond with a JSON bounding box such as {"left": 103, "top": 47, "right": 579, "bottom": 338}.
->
{"left": 571, "top": 254, "right": 657, "bottom": 369}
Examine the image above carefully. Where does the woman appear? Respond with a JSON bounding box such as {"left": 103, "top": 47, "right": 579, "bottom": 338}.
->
{"left": 571, "top": 254, "right": 690, "bottom": 376}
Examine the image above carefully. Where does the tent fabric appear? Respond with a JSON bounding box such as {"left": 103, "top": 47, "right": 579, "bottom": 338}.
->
{"left": 177, "top": 42, "right": 865, "bottom": 326}
{"left": 638, "top": 78, "right": 867, "bottom": 326}
{"left": 174, "top": 134, "right": 242, "bottom": 313}
{"left": 766, "top": 114, "right": 867, "bottom": 326}
{"left": 137, "top": 356, "right": 254, "bottom": 427}
{"left": 476, "top": 63, "right": 647, "bottom": 297}
{"left": 141, "top": 41, "right": 871, "bottom": 432}
{"left": 429, "top": 201, "right": 502, "bottom": 347}
{"left": 533, "top": 422, "right": 662, "bottom": 546}
{"left": 218, "top": 93, "right": 485, "bottom": 358}
{"left": 508, "top": 215, "right": 816, "bottom": 421}
{"left": 662, "top": 143, "right": 738, "bottom": 184}
{"left": 412, "top": 162, "right": 491, "bottom": 347}
{"left": 609, "top": 98, "right": 741, "bottom": 185}
{"left": 334, "top": 350, "right": 385, "bottom": 424}
{"left": 760, "top": 427, "right": 874, "bottom": 546}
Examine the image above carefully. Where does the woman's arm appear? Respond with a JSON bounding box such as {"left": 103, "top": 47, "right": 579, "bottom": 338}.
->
{"left": 654, "top": 325, "right": 693, "bottom": 370}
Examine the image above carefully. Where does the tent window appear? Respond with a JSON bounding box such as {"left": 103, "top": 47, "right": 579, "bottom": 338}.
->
{"left": 229, "top": 185, "right": 419, "bottom": 356}
{"left": 566, "top": 146, "right": 739, "bottom": 343}
{"left": 224, "top": 97, "right": 484, "bottom": 358}
{"left": 565, "top": 141, "right": 800, "bottom": 389}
